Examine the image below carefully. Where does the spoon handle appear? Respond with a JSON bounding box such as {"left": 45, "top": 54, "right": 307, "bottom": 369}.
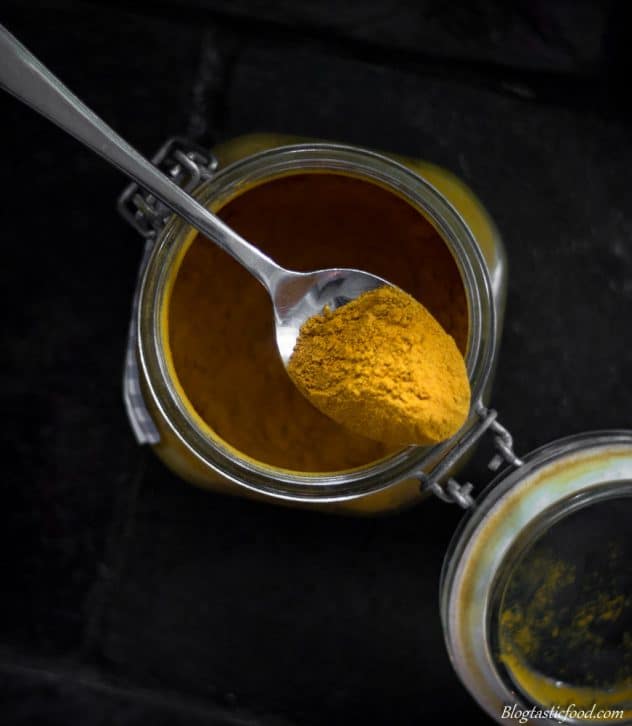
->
{"left": 0, "top": 24, "right": 283, "bottom": 289}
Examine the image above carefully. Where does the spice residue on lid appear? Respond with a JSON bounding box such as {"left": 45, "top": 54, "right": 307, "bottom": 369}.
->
{"left": 497, "top": 496, "right": 632, "bottom": 711}
{"left": 287, "top": 286, "right": 471, "bottom": 446}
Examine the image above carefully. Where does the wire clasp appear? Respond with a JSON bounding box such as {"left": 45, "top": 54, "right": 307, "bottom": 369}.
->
{"left": 419, "top": 403, "right": 523, "bottom": 509}
{"left": 117, "top": 137, "right": 218, "bottom": 238}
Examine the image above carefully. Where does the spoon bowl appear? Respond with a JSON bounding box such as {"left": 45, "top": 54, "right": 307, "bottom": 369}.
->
{"left": 272, "top": 268, "right": 387, "bottom": 365}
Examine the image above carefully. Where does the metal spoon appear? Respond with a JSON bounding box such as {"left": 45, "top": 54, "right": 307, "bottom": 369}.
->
{"left": 0, "top": 25, "right": 387, "bottom": 365}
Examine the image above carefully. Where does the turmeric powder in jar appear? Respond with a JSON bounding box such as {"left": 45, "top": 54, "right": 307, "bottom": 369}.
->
{"left": 166, "top": 173, "right": 468, "bottom": 472}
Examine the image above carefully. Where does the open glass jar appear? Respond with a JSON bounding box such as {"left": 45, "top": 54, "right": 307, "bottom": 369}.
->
{"left": 119, "top": 134, "right": 506, "bottom": 514}
{"left": 119, "top": 134, "right": 632, "bottom": 724}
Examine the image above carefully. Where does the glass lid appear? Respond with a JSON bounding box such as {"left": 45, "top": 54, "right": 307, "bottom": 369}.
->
{"left": 440, "top": 431, "right": 632, "bottom": 725}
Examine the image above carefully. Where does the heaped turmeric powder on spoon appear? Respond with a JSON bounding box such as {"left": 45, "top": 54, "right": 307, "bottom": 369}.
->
{"left": 287, "top": 286, "right": 471, "bottom": 447}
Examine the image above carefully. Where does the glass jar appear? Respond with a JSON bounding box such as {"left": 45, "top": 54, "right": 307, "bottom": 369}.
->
{"left": 119, "top": 134, "right": 506, "bottom": 515}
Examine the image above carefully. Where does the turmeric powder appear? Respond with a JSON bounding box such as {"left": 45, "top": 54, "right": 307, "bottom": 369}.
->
{"left": 167, "top": 172, "right": 468, "bottom": 471}
{"left": 287, "top": 287, "right": 471, "bottom": 446}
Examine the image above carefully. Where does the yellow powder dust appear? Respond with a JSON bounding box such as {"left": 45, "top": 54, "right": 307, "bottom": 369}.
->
{"left": 287, "top": 286, "right": 471, "bottom": 446}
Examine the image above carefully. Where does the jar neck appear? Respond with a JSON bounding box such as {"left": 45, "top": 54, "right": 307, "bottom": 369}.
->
{"left": 139, "top": 143, "right": 496, "bottom": 502}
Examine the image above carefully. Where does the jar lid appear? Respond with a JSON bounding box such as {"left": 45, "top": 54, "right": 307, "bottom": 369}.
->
{"left": 440, "top": 431, "right": 632, "bottom": 725}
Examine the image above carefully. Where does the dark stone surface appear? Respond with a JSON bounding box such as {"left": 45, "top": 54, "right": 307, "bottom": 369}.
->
{"left": 100, "top": 458, "right": 460, "bottom": 725}
{"left": 1, "top": 1, "right": 202, "bottom": 655}
{"left": 0, "top": 656, "right": 280, "bottom": 725}
{"left": 1, "top": 2, "right": 631, "bottom": 725}
{"left": 16, "top": 0, "right": 614, "bottom": 74}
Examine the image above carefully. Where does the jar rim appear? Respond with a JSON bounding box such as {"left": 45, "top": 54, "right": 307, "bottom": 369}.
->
{"left": 137, "top": 142, "right": 497, "bottom": 502}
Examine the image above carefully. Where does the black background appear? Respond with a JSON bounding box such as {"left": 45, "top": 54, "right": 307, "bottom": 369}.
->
{"left": 1, "top": 1, "right": 631, "bottom": 724}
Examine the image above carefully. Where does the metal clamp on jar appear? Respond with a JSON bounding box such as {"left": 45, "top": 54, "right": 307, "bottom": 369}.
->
{"left": 119, "top": 135, "right": 632, "bottom": 726}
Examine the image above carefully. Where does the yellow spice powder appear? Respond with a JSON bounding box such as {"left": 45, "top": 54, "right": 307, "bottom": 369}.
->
{"left": 287, "top": 286, "right": 471, "bottom": 446}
